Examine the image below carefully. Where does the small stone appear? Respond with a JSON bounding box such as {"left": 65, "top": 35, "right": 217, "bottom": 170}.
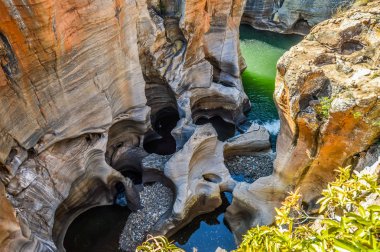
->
{"left": 225, "top": 153, "right": 275, "bottom": 183}
{"left": 119, "top": 182, "right": 173, "bottom": 251}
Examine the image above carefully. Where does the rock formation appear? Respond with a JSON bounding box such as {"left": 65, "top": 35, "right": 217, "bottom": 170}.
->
{"left": 119, "top": 123, "right": 272, "bottom": 250}
{"left": 1, "top": 0, "right": 379, "bottom": 250}
{"left": 227, "top": 0, "right": 380, "bottom": 242}
{"left": 0, "top": 0, "right": 249, "bottom": 251}
{"left": 242, "top": 0, "right": 353, "bottom": 34}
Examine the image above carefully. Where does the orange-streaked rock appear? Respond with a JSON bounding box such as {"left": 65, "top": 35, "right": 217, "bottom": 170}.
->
{"left": 226, "top": 1, "right": 380, "bottom": 242}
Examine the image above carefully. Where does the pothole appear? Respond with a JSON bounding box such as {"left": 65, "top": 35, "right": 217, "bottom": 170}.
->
{"left": 63, "top": 205, "right": 130, "bottom": 252}
{"left": 195, "top": 116, "right": 236, "bottom": 141}
{"left": 170, "top": 192, "right": 236, "bottom": 251}
{"left": 143, "top": 107, "right": 180, "bottom": 155}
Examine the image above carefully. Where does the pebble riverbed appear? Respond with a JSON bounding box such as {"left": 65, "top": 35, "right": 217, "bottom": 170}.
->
{"left": 225, "top": 153, "right": 275, "bottom": 183}
{"left": 118, "top": 153, "right": 275, "bottom": 251}
{"left": 119, "top": 182, "right": 173, "bottom": 251}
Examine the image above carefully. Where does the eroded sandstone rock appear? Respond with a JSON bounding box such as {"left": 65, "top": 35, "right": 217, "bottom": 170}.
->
{"left": 242, "top": 0, "right": 352, "bottom": 34}
{"left": 0, "top": 0, "right": 249, "bottom": 250}
{"left": 151, "top": 124, "right": 236, "bottom": 236}
{"left": 116, "top": 123, "right": 272, "bottom": 250}
{"left": 227, "top": 1, "right": 380, "bottom": 243}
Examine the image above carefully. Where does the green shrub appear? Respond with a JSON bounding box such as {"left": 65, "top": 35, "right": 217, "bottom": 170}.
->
{"left": 136, "top": 235, "right": 184, "bottom": 252}
{"left": 236, "top": 166, "right": 380, "bottom": 252}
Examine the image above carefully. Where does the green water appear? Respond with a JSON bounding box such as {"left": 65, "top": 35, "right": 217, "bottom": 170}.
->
{"left": 172, "top": 27, "right": 303, "bottom": 252}
{"left": 64, "top": 26, "right": 303, "bottom": 252}
{"left": 240, "top": 25, "right": 303, "bottom": 143}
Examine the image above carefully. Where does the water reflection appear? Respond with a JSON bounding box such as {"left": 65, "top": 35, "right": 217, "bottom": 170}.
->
{"left": 172, "top": 192, "right": 235, "bottom": 252}
{"left": 239, "top": 25, "right": 303, "bottom": 149}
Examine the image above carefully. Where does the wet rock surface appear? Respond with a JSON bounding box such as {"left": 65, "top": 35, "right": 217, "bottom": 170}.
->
{"left": 119, "top": 182, "right": 173, "bottom": 251}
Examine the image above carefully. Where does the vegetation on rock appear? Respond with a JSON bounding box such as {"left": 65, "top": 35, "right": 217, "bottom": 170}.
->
{"left": 236, "top": 166, "right": 380, "bottom": 252}
{"left": 316, "top": 97, "right": 333, "bottom": 119}
{"left": 138, "top": 166, "right": 380, "bottom": 251}
{"left": 136, "top": 235, "right": 184, "bottom": 252}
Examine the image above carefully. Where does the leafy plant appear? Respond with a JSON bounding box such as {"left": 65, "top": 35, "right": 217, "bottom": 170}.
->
{"left": 137, "top": 166, "right": 380, "bottom": 252}
{"left": 136, "top": 235, "right": 184, "bottom": 252}
{"left": 353, "top": 111, "right": 362, "bottom": 119}
{"left": 236, "top": 166, "right": 380, "bottom": 252}
{"left": 317, "top": 97, "right": 333, "bottom": 119}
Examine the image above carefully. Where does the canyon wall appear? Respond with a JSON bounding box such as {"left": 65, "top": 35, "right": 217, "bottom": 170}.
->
{"left": 0, "top": 0, "right": 248, "bottom": 251}
{"left": 227, "top": 0, "right": 380, "bottom": 241}
{"left": 242, "top": 0, "right": 353, "bottom": 34}
{"left": 0, "top": 0, "right": 379, "bottom": 250}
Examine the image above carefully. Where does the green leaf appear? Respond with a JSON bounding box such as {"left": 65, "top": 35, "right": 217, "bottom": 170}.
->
{"left": 323, "top": 219, "right": 340, "bottom": 227}
{"left": 334, "top": 239, "right": 360, "bottom": 252}
{"left": 327, "top": 227, "right": 339, "bottom": 235}
{"left": 368, "top": 205, "right": 380, "bottom": 212}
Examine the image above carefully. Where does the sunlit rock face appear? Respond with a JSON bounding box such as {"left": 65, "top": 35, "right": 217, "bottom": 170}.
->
{"left": 0, "top": 0, "right": 248, "bottom": 251}
{"left": 118, "top": 123, "right": 272, "bottom": 250}
{"left": 242, "top": 0, "right": 352, "bottom": 34}
{"left": 227, "top": 1, "right": 380, "bottom": 242}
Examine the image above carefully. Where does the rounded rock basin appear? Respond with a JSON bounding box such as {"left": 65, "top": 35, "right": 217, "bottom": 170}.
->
{"left": 63, "top": 25, "right": 303, "bottom": 252}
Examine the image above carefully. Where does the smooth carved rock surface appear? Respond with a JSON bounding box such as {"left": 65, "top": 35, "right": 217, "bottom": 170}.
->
{"left": 2, "top": 134, "right": 141, "bottom": 251}
{"left": 227, "top": 1, "right": 380, "bottom": 242}
{"left": 119, "top": 123, "right": 272, "bottom": 250}
{"left": 242, "top": 0, "right": 352, "bottom": 34}
{"left": 0, "top": 0, "right": 249, "bottom": 251}
{"left": 224, "top": 123, "right": 271, "bottom": 157}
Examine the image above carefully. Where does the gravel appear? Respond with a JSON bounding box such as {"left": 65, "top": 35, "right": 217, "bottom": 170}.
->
{"left": 119, "top": 182, "right": 173, "bottom": 251}
{"left": 119, "top": 153, "right": 275, "bottom": 251}
{"left": 225, "top": 153, "right": 275, "bottom": 183}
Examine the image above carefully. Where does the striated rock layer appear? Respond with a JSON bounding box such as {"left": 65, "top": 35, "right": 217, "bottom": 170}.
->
{"left": 242, "top": 0, "right": 352, "bottom": 34}
{"left": 227, "top": 1, "right": 380, "bottom": 242}
{"left": 0, "top": 0, "right": 248, "bottom": 251}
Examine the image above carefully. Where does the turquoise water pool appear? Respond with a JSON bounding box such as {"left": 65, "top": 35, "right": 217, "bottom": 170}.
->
{"left": 240, "top": 25, "right": 303, "bottom": 147}
{"left": 64, "top": 25, "right": 302, "bottom": 252}
{"left": 173, "top": 26, "right": 303, "bottom": 252}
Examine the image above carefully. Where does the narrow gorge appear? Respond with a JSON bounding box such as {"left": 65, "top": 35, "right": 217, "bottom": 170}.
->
{"left": 0, "top": 0, "right": 379, "bottom": 252}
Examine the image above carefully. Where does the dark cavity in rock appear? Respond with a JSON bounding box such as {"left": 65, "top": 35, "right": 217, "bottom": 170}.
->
{"left": 143, "top": 107, "right": 180, "bottom": 155}
{"left": 195, "top": 116, "right": 236, "bottom": 141}
{"left": 63, "top": 205, "right": 130, "bottom": 252}
{"left": 341, "top": 40, "right": 364, "bottom": 55}
{"left": 0, "top": 32, "right": 19, "bottom": 78}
